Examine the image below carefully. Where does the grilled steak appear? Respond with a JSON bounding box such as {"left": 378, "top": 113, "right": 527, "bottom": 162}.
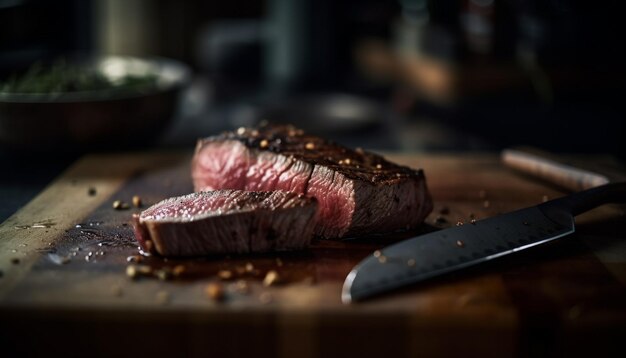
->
{"left": 132, "top": 190, "right": 317, "bottom": 256}
{"left": 192, "top": 125, "right": 433, "bottom": 239}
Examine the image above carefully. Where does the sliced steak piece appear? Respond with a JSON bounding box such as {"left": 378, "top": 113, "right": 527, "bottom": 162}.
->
{"left": 192, "top": 125, "right": 433, "bottom": 239}
{"left": 132, "top": 190, "right": 317, "bottom": 256}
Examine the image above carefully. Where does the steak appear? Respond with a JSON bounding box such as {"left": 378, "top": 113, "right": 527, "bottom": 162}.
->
{"left": 192, "top": 125, "right": 433, "bottom": 239}
{"left": 132, "top": 190, "right": 318, "bottom": 256}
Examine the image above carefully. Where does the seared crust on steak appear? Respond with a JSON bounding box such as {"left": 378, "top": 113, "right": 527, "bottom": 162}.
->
{"left": 192, "top": 124, "right": 433, "bottom": 239}
{"left": 198, "top": 125, "right": 423, "bottom": 184}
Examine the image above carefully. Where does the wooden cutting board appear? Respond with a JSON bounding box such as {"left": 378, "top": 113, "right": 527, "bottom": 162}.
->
{"left": 1, "top": 151, "right": 625, "bottom": 357}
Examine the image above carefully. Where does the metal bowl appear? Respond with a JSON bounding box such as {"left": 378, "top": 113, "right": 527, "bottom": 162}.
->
{"left": 0, "top": 56, "right": 191, "bottom": 152}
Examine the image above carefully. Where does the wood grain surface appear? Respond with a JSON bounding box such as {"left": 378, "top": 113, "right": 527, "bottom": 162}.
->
{"left": 1, "top": 151, "right": 625, "bottom": 357}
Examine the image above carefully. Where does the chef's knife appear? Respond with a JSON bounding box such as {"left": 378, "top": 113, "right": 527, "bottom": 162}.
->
{"left": 342, "top": 182, "right": 626, "bottom": 303}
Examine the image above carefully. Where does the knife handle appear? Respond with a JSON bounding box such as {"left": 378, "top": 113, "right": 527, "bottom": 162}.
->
{"left": 550, "top": 182, "right": 626, "bottom": 216}
{"left": 501, "top": 148, "right": 611, "bottom": 191}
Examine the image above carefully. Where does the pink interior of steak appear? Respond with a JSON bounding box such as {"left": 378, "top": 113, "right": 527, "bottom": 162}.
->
{"left": 140, "top": 190, "right": 307, "bottom": 223}
{"left": 192, "top": 129, "right": 433, "bottom": 238}
{"left": 191, "top": 140, "right": 250, "bottom": 190}
{"left": 135, "top": 190, "right": 317, "bottom": 256}
{"left": 193, "top": 141, "right": 311, "bottom": 193}
{"left": 305, "top": 166, "right": 354, "bottom": 238}
{"left": 192, "top": 140, "right": 355, "bottom": 237}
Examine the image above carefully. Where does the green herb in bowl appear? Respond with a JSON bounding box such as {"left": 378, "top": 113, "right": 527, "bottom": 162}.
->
{"left": 0, "top": 59, "right": 159, "bottom": 95}
{"left": 0, "top": 55, "right": 190, "bottom": 152}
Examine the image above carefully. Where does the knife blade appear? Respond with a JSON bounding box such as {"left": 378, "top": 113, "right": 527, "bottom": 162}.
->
{"left": 342, "top": 182, "right": 626, "bottom": 303}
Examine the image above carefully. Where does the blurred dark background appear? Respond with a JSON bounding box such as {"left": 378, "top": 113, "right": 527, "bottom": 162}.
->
{"left": 1, "top": 0, "right": 625, "bottom": 218}
{"left": 2, "top": 0, "right": 625, "bottom": 153}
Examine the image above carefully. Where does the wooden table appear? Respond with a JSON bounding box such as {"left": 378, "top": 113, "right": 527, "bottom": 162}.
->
{"left": 1, "top": 152, "right": 625, "bottom": 357}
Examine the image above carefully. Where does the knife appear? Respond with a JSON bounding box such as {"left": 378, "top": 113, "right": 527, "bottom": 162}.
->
{"left": 342, "top": 182, "right": 626, "bottom": 303}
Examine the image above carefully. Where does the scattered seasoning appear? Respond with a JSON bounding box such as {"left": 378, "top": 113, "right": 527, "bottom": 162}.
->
{"left": 259, "top": 292, "right": 273, "bottom": 304}
{"left": 235, "top": 280, "right": 250, "bottom": 294}
{"left": 218, "top": 269, "right": 233, "bottom": 280}
{"left": 245, "top": 262, "right": 254, "bottom": 273}
{"left": 87, "top": 187, "right": 97, "bottom": 196}
{"left": 483, "top": 200, "right": 490, "bottom": 208}
{"left": 373, "top": 250, "right": 382, "bottom": 258}
{"left": 156, "top": 291, "right": 170, "bottom": 305}
{"left": 456, "top": 221, "right": 464, "bottom": 226}
{"left": 126, "top": 264, "right": 153, "bottom": 279}
{"left": 542, "top": 195, "right": 549, "bottom": 203}
{"left": 263, "top": 270, "right": 280, "bottom": 287}
{"left": 305, "top": 142, "right": 315, "bottom": 150}
{"left": 11, "top": 258, "right": 20, "bottom": 265}
{"left": 173, "top": 265, "right": 186, "bottom": 277}
{"left": 136, "top": 265, "right": 153, "bottom": 275}
{"left": 456, "top": 240, "right": 465, "bottom": 248}
{"left": 113, "top": 200, "right": 129, "bottom": 210}
{"left": 470, "top": 219, "right": 477, "bottom": 225}
{"left": 236, "top": 127, "right": 246, "bottom": 135}
{"left": 126, "top": 265, "right": 138, "bottom": 279}
{"left": 378, "top": 256, "right": 388, "bottom": 264}
{"left": 259, "top": 139, "right": 269, "bottom": 149}
{"left": 407, "top": 258, "right": 416, "bottom": 267}
{"left": 439, "top": 206, "right": 450, "bottom": 215}
{"left": 206, "top": 282, "right": 225, "bottom": 302}
{"left": 435, "top": 216, "right": 447, "bottom": 225}
{"left": 126, "top": 255, "right": 143, "bottom": 263}
{"left": 156, "top": 268, "right": 173, "bottom": 281}
{"left": 132, "top": 195, "right": 142, "bottom": 208}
